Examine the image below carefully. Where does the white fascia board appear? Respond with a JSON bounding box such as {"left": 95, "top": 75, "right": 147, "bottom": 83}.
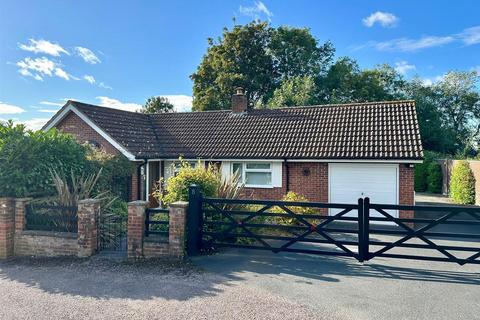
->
{"left": 43, "top": 103, "right": 136, "bottom": 161}
{"left": 286, "top": 159, "right": 423, "bottom": 164}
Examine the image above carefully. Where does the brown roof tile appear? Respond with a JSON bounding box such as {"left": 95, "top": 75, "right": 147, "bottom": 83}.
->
{"left": 68, "top": 100, "right": 423, "bottom": 160}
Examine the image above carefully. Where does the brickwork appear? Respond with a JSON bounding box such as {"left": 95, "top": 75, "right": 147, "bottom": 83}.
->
{"left": 128, "top": 201, "right": 188, "bottom": 259}
{"left": 15, "top": 231, "right": 78, "bottom": 257}
{"left": 0, "top": 198, "right": 15, "bottom": 259}
{"left": 399, "top": 164, "right": 415, "bottom": 219}
{"left": 56, "top": 112, "right": 119, "bottom": 155}
{"left": 14, "top": 198, "right": 31, "bottom": 233}
{"left": 77, "top": 199, "right": 100, "bottom": 257}
{"left": 127, "top": 201, "right": 148, "bottom": 259}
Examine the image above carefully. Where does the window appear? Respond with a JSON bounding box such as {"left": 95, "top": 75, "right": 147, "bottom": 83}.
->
{"left": 232, "top": 162, "right": 272, "bottom": 187}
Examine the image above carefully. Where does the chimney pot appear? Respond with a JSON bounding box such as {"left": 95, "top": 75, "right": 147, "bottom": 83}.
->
{"left": 232, "top": 87, "right": 248, "bottom": 113}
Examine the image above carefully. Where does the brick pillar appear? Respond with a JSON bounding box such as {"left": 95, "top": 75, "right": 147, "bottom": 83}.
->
{"left": 14, "top": 198, "right": 32, "bottom": 233}
{"left": 127, "top": 200, "right": 148, "bottom": 259}
{"left": 399, "top": 164, "right": 415, "bottom": 220}
{"left": 168, "top": 201, "right": 188, "bottom": 258}
{"left": 77, "top": 199, "right": 100, "bottom": 257}
{"left": 0, "top": 198, "right": 15, "bottom": 260}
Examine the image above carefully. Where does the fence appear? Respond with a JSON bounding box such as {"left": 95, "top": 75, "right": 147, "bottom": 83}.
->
{"left": 25, "top": 204, "right": 78, "bottom": 233}
{"left": 145, "top": 208, "right": 169, "bottom": 237}
{"left": 186, "top": 185, "right": 480, "bottom": 265}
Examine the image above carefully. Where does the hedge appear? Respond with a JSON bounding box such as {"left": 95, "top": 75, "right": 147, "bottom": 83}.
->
{"left": 450, "top": 161, "right": 476, "bottom": 205}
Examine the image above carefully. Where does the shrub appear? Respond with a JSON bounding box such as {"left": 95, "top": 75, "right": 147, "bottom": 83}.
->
{"left": 414, "top": 162, "right": 428, "bottom": 192}
{"left": 426, "top": 162, "right": 442, "bottom": 193}
{"left": 161, "top": 159, "right": 220, "bottom": 206}
{"left": 450, "top": 161, "right": 476, "bottom": 205}
{"left": 270, "top": 192, "right": 318, "bottom": 226}
{"left": 0, "top": 122, "right": 88, "bottom": 198}
{"left": 85, "top": 148, "right": 135, "bottom": 201}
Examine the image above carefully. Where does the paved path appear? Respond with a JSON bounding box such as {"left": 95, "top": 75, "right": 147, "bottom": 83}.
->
{"left": 192, "top": 247, "right": 480, "bottom": 320}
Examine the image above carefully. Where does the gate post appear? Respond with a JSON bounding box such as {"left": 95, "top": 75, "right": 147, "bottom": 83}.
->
{"left": 77, "top": 199, "right": 101, "bottom": 257}
{"left": 357, "top": 198, "right": 365, "bottom": 262}
{"left": 363, "top": 197, "right": 370, "bottom": 261}
{"left": 187, "top": 184, "right": 203, "bottom": 256}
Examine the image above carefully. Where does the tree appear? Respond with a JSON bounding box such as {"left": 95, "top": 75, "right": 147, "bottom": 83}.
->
{"left": 141, "top": 96, "right": 174, "bottom": 114}
{"left": 317, "top": 58, "right": 406, "bottom": 104}
{"left": 267, "top": 76, "right": 316, "bottom": 108}
{"left": 450, "top": 160, "right": 476, "bottom": 204}
{"left": 191, "top": 21, "right": 334, "bottom": 111}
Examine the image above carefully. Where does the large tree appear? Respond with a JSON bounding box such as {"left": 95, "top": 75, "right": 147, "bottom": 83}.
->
{"left": 141, "top": 96, "right": 174, "bottom": 114}
{"left": 267, "top": 76, "right": 316, "bottom": 108}
{"left": 191, "top": 21, "right": 334, "bottom": 111}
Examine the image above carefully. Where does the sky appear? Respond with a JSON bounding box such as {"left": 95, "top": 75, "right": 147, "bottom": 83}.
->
{"left": 0, "top": 0, "right": 479, "bottom": 130}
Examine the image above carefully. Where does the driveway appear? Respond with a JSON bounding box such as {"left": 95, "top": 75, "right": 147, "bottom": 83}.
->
{"left": 0, "top": 257, "right": 318, "bottom": 320}
{"left": 192, "top": 247, "right": 480, "bottom": 320}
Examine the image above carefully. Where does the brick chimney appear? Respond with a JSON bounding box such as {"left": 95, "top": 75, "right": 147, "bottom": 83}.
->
{"left": 232, "top": 87, "right": 248, "bottom": 113}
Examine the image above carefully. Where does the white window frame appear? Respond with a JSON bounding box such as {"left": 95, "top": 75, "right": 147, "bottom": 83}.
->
{"left": 231, "top": 162, "right": 273, "bottom": 188}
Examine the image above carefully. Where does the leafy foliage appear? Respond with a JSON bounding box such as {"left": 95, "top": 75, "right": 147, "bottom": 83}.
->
{"left": 161, "top": 159, "right": 220, "bottom": 205}
{"left": 450, "top": 161, "right": 476, "bottom": 204}
{"left": 426, "top": 162, "right": 443, "bottom": 194}
{"left": 191, "top": 21, "right": 334, "bottom": 110}
{"left": 270, "top": 192, "right": 318, "bottom": 226}
{"left": 85, "top": 148, "right": 135, "bottom": 201}
{"left": 414, "top": 162, "right": 428, "bottom": 193}
{"left": 0, "top": 122, "right": 88, "bottom": 198}
{"left": 140, "top": 96, "right": 174, "bottom": 114}
{"left": 267, "top": 76, "right": 316, "bottom": 108}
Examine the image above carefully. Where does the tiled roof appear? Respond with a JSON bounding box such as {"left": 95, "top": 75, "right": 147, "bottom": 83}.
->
{"left": 67, "top": 100, "right": 423, "bottom": 160}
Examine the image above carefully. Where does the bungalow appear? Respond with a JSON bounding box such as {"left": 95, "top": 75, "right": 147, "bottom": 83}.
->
{"left": 43, "top": 89, "right": 423, "bottom": 219}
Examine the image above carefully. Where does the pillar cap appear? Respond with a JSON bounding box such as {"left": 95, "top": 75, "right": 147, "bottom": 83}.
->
{"left": 78, "top": 198, "right": 101, "bottom": 204}
{"left": 128, "top": 200, "right": 149, "bottom": 206}
{"left": 170, "top": 201, "right": 188, "bottom": 208}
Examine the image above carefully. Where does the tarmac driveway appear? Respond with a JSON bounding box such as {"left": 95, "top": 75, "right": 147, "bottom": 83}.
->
{"left": 192, "top": 247, "right": 480, "bottom": 320}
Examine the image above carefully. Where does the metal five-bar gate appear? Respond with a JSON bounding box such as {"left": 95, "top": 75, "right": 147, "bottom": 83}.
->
{"left": 186, "top": 186, "right": 480, "bottom": 265}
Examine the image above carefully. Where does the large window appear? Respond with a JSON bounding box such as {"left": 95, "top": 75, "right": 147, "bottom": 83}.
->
{"left": 232, "top": 162, "right": 272, "bottom": 187}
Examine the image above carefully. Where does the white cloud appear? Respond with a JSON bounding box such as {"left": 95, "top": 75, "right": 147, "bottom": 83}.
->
{"left": 473, "top": 66, "right": 480, "bottom": 75}
{"left": 161, "top": 95, "right": 193, "bottom": 112}
{"left": 75, "top": 47, "right": 101, "bottom": 64}
{"left": 98, "top": 82, "right": 113, "bottom": 90}
{"left": 0, "top": 102, "right": 25, "bottom": 114}
{"left": 459, "top": 26, "right": 480, "bottom": 45}
{"left": 83, "top": 75, "right": 96, "bottom": 84}
{"left": 394, "top": 61, "right": 416, "bottom": 75}
{"left": 95, "top": 96, "right": 142, "bottom": 112}
{"left": 21, "top": 118, "right": 50, "bottom": 131}
{"left": 374, "top": 36, "right": 455, "bottom": 52}
{"left": 362, "top": 11, "right": 398, "bottom": 28}
{"left": 16, "top": 57, "right": 76, "bottom": 81}
{"left": 40, "top": 100, "right": 64, "bottom": 107}
{"left": 421, "top": 75, "right": 445, "bottom": 86}
{"left": 239, "top": 1, "right": 273, "bottom": 19}
{"left": 357, "top": 25, "right": 480, "bottom": 52}
{"left": 19, "top": 39, "right": 69, "bottom": 56}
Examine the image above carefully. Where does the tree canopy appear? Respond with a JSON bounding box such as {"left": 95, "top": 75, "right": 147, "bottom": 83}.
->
{"left": 141, "top": 96, "right": 174, "bottom": 114}
{"left": 191, "top": 21, "right": 480, "bottom": 156}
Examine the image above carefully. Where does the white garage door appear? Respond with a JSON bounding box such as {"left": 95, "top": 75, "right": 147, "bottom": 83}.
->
{"left": 329, "top": 163, "right": 398, "bottom": 218}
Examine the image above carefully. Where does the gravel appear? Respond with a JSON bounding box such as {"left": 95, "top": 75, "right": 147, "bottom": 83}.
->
{"left": 0, "top": 257, "right": 322, "bottom": 320}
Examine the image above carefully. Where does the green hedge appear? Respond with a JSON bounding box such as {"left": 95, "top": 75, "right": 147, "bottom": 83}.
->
{"left": 415, "top": 159, "right": 443, "bottom": 194}
{"left": 450, "top": 161, "right": 476, "bottom": 205}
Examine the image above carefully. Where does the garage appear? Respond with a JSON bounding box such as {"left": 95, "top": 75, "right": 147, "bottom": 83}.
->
{"left": 328, "top": 163, "right": 399, "bottom": 218}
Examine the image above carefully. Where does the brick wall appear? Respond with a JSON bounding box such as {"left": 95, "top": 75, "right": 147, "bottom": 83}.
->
{"left": 399, "top": 164, "right": 415, "bottom": 219}
{"left": 128, "top": 201, "right": 188, "bottom": 259}
{"left": 15, "top": 231, "right": 78, "bottom": 257}
{"left": 0, "top": 198, "right": 100, "bottom": 259}
{"left": 243, "top": 162, "right": 328, "bottom": 203}
{"left": 57, "top": 112, "right": 119, "bottom": 155}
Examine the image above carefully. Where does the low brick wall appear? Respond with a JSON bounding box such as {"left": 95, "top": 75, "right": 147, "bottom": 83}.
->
{"left": 128, "top": 201, "right": 188, "bottom": 260}
{"left": 0, "top": 198, "right": 100, "bottom": 260}
{"left": 14, "top": 231, "right": 78, "bottom": 257}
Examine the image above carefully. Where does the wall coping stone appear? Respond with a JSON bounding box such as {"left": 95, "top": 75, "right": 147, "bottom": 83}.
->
{"left": 78, "top": 198, "right": 101, "bottom": 204}
{"left": 170, "top": 201, "right": 188, "bottom": 208}
{"left": 128, "top": 200, "right": 149, "bottom": 206}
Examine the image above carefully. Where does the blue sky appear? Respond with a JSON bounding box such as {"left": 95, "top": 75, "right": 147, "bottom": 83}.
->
{"left": 1, "top": 0, "right": 479, "bottom": 130}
